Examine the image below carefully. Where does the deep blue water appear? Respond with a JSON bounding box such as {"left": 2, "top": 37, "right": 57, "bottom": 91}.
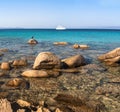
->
{"left": 0, "top": 29, "right": 120, "bottom": 63}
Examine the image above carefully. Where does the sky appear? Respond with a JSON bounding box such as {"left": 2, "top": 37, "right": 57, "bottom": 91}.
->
{"left": 0, "top": 0, "right": 120, "bottom": 28}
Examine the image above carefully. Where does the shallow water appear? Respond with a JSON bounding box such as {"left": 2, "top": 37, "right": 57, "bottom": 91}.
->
{"left": 0, "top": 29, "right": 120, "bottom": 63}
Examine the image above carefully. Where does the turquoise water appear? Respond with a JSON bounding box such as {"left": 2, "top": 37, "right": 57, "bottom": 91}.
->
{"left": 0, "top": 29, "right": 120, "bottom": 63}
{"left": 0, "top": 29, "right": 120, "bottom": 43}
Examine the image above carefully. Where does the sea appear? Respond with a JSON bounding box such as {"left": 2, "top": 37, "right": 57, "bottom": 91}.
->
{"left": 0, "top": 29, "right": 120, "bottom": 63}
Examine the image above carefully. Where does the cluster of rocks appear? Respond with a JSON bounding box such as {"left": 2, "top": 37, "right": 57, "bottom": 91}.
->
{"left": 0, "top": 39, "right": 120, "bottom": 112}
{"left": 0, "top": 98, "right": 63, "bottom": 112}
{"left": 22, "top": 52, "right": 86, "bottom": 78}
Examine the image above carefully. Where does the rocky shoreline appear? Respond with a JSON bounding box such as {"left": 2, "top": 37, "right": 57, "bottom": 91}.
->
{"left": 0, "top": 43, "right": 120, "bottom": 112}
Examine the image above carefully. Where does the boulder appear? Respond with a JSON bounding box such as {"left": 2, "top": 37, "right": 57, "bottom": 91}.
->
{"left": 0, "top": 99, "right": 13, "bottom": 112}
{"left": 0, "top": 62, "right": 10, "bottom": 70}
{"left": 61, "top": 54, "right": 85, "bottom": 68}
{"left": 21, "top": 70, "right": 49, "bottom": 78}
{"left": 28, "top": 38, "right": 38, "bottom": 44}
{"left": 98, "top": 48, "right": 120, "bottom": 65}
{"left": 98, "top": 47, "right": 120, "bottom": 60}
{"left": 13, "top": 59, "right": 27, "bottom": 66}
{"left": 33, "top": 52, "right": 61, "bottom": 69}
{"left": 53, "top": 42, "right": 68, "bottom": 45}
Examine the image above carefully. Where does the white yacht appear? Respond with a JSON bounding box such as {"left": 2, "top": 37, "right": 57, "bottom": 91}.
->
{"left": 56, "top": 25, "right": 66, "bottom": 30}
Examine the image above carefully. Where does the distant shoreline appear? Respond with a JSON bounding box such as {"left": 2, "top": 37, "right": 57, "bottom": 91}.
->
{"left": 0, "top": 28, "right": 120, "bottom": 31}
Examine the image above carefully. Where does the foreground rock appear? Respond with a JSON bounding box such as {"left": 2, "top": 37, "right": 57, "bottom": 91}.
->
{"left": 98, "top": 48, "right": 120, "bottom": 65}
{"left": 17, "top": 99, "right": 30, "bottom": 107}
{"left": 0, "top": 62, "right": 11, "bottom": 70}
{"left": 22, "top": 70, "right": 49, "bottom": 78}
{"left": 61, "top": 54, "right": 85, "bottom": 68}
{"left": 53, "top": 42, "right": 68, "bottom": 45}
{"left": 33, "top": 52, "right": 61, "bottom": 69}
{"left": 0, "top": 99, "right": 13, "bottom": 112}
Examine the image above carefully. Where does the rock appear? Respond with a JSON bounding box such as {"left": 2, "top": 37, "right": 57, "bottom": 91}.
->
{"left": 17, "top": 99, "right": 30, "bottom": 107}
{"left": 0, "top": 62, "right": 10, "bottom": 70}
{"left": 28, "top": 38, "right": 38, "bottom": 44}
{"left": 13, "top": 59, "right": 27, "bottom": 66}
{"left": 98, "top": 48, "right": 120, "bottom": 65}
{"left": 21, "top": 70, "right": 49, "bottom": 78}
{"left": 33, "top": 52, "right": 61, "bottom": 69}
{"left": 43, "top": 108, "right": 51, "bottom": 112}
{"left": 79, "top": 45, "right": 89, "bottom": 49}
{"left": 53, "top": 42, "right": 68, "bottom": 45}
{"left": 55, "top": 108, "right": 63, "bottom": 112}
{"left": 36, "top": 107, "right": 42, "bottom": 112}
{"left": 17, "top": 109, "right": 25, "bottom": 112}
{"left": 98, "top": 48, "right": 120, "bottom": 60}
{"left": 0, "top": 99, "right": 13, "bottom": 112}
{"left": 0, "top": 48, "right": 9, "bottom": 52}
{"left": 61, "top": 54, "right": 85, "bottom": 68}
{"left": 73, "top": 44, "right": 89, "bottom": 49}
{"left": 73, "top": 44, "right": 80, "bottom": 49}
{"left": 6, "top": 78, "right": 27, "bottom": 88}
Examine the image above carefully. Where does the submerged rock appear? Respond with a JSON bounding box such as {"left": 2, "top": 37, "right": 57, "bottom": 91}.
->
{"left": 61, "top": 54, "right": 85, "bottom": 68}
{"left": 33, "top": 52, "right": 61, "bottom": 69}
{"left": 12, "top": 59, "right": 27, "bottom": 66}
{"left": 5, "top": 78, "right": 28, "bottom": 88}
{"left": 53, "top": 42, "right": 68, "bottom": 45}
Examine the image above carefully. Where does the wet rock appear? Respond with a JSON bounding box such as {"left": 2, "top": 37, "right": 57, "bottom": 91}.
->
{"left": 79, "top": 44, "right": 90, "bottom": 49}
{"left": 55, "top": 108, "right": 63, "bottom": 112}
{"left": 73, "top": 44, "right": 89, "bottom": 49}
{"left": 98, "top": 47, "right": 120, "bottom": 65}
{"left": 0, "top": 99, "right": 13, "bottom": 112}
{"left": 12, "top": 59, "right": 28, "bottom": 66}
{"left": 17, "top": 99, "right": 30, "bottom": 107}
{"left": 17, "top": 109, "right": 25, "bottom": 112}
{"left": 21, "top": 70, "right": 49, "bottom": 78}
{"left": 53, "top": 42, "right": 68, "bottom": 45}
{"left": 28, "top": 38, "right": 38, "bottom": 44}
{"left": 61, "top": 54, "right": 85, "bottom": 68}
{"left": 0, "top": 62, "right": 11, "bottom": 70}
{"left": 73, "top": 44, "right": 79, "bottom": 49}
{"left": 5, "top": 78, "right": 28, "bottom": 88}
{"left": 33, "top": 52, "right": 61, "bottom": 69}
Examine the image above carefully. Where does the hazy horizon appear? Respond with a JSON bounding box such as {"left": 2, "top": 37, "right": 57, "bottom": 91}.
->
{"left": 0, "top": 0, "right": 120, "bottom": 28}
